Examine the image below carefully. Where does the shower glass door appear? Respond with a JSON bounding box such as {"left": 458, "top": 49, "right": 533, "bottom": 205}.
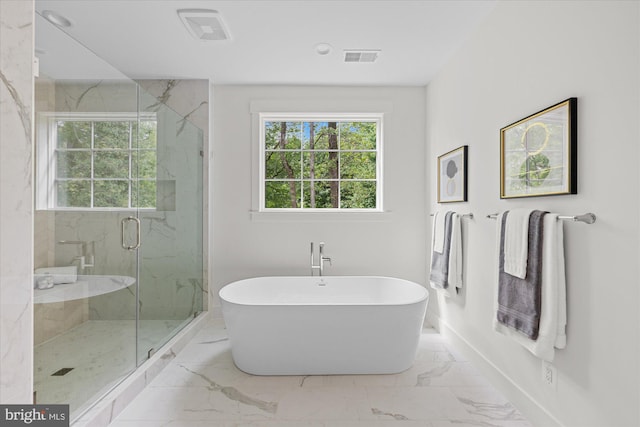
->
{"left": 34, "top": 6, "right": 204, "bottom": 419}
{"left": 134, "top": 89, "right": 204, "bottom": 365}
{"left": 33, "top": 11, "right": 140, "bottom": 419}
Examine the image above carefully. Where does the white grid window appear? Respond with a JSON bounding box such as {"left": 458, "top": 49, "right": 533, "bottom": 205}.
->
{"left": 259, "top": 113, "right": 383, "bottom": 211}
{"left": 37, "top": 113, "right": 157, "bottom": 210}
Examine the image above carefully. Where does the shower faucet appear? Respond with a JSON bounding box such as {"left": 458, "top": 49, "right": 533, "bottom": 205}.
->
{"left": 310, "top": 242, "right": 332, "bottom": 276}
{"left": 58, "top": 240, "right": 95, "bottom": 273}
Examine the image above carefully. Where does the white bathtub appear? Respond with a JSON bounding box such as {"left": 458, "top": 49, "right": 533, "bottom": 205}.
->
{"left": 219, "top": 276, "right": 429, "bottom": 375}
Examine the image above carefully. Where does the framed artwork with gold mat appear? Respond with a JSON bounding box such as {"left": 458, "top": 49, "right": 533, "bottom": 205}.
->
{"left": 500, "top": 98, "right": 577, "bottom": 198}
{"left": 437, "top": 145, "right": 468, "bottom": 203}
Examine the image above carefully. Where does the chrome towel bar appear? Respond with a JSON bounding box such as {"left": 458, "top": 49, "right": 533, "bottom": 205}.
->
{"left": 486, "top": 212, "right": 596, "bottom": 224}
{"left": 429, "top": 213, "right": 474, "bottom": 219}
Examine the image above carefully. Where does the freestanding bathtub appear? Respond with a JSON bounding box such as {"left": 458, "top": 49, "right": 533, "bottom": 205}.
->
{"left": 219, "top": 276, "right": 428, "bottom": 375}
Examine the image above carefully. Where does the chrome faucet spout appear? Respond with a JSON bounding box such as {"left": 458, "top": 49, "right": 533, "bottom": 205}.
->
{"left": 310, "top": 242, "right": 331, "bottom": 276}
{"left": 310, "top": 242, "right": 318, "bottom": 276}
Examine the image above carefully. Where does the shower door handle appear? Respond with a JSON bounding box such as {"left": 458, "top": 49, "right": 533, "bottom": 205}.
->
{"left": 121, "top": 216, "right": 141, "bottom": 251}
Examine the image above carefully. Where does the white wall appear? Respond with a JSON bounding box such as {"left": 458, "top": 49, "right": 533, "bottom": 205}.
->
{"left": 425, "top": 2, "right": 639, "bottom": 426}
{"left": 213, "top": 86, "right": 427, "bottom": 302}
{"left": 0, "top": 0, "right": 34, "bottom": 403}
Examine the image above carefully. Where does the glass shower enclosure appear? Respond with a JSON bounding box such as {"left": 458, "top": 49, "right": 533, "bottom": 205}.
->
{"left": 33, "top": 10, "right": 204, "bottom": 421}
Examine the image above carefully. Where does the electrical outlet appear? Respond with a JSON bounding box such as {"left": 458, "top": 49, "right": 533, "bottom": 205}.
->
{"left": 542, "top": 360, "right": 557, "bottom": 389}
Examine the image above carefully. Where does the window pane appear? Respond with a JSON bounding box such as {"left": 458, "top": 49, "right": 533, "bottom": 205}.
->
{"left": 137, "top": 120, "right": 157, "bottom": 149}
{"left": 303, "top": 151, "right": 338, "bottom": 179}
{"left": 340, "top": 152, "right": 376, "bottom": 179}
{"left": 303, "top": 181, "right": 337, "bottom": 208}
{"left": 57, "top": 121, "right": 91, "bottom": 149}
{"left": 265, "top": 121, "right": 302, "bottom": 150}
{"left": 132, "top": 180, "right": 156, "bottom": 208}
{"left": 339, "top": 122, "right": 377, "bottom": 150}
{"left": 56, "top": 151, "right": 91, "bottom": 178}
{"left": 284, "top": 122, "right": 302, "bottom": 149}
{"left": 94, "top": 121, "right": 130, "bottom": 149}
{"left": 303, "top": 122, "right": 330, "bottom": 149}
{"left": 340, "top": 181, "right": 376, "bottom": 209}
{"left": 57, "top": 180, "right": 91, "bottom": 207}
{"left": 264, "top": 121, "right": 281, "bottom": 150}
{"left": 94, "top": 180, "right": 129, "bottom": 207}
{"left": 94, "top": 151, "right": 130, "bottom": 179}
{"left": 133, "top": 150, "right": 156, "bottom": 179}
{"left": 265, "top": 151, "right": 301, "bottom": 179}
{"left": 265, "top": 181, "right": 301, "bottom": 208}
{"left": 321, "top": 122, "right": 339, "bottom": 150}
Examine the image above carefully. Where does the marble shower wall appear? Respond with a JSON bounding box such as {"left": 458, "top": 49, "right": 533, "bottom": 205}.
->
{"left": 33, "top": 79, "right": 139, "bottom": 341}
{"left": 33, "top": 79, "right": 208, "bottom": 326}
{"left": 0, "top": 0, "right": 34, "bottom": 404}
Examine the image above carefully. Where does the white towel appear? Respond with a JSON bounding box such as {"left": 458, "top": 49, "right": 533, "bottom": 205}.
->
{"left": 503, "top": 208, "right": 534, "bottom": 279}
{"left": 448, "top": 213, "right": 462, "bottom": 293}
{"left": 429, "top": 212, "right": 462, "bottom": 298}
{"left": 34, "top": 265, "right": 78, "bottom": 285}
{"left": 433, "top": 212, "right": 447, "bottom": 254}
{"left": 493, "top": 213, "right": 567, "bottom": 361}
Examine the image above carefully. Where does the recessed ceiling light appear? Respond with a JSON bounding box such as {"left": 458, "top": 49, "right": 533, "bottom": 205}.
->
{"left": 177, "top": 9, "right": 231, "bottom": 41}
{"left": 41, "top": 10, "right": 72, "bottom": 28}
{"left": 315, "top": 43, "right": 332, "bottom": 56}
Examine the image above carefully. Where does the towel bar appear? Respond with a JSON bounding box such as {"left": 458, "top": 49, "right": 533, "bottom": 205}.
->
{"left": 486, "top": 212, "right": 596, "bottom": 224}
{"left": 429, "top": 213, "right": 474, "bottom": 219}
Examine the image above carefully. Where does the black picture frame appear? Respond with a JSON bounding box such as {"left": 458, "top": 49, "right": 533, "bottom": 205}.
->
{"left": 437, "top": 145, "right": 468, "bottom": 203}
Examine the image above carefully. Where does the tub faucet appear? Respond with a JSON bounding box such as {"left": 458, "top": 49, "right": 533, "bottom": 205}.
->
{"left": 310, "top": 242, "right": 332, "bottom": 276}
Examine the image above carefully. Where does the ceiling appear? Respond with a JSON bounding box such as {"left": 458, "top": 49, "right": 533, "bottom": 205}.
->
{"left": 35, "top": 0, "right": 497, "bottom": 86}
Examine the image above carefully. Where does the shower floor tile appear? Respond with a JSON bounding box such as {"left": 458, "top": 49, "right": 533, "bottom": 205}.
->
{"left": 109, "top": 318, "right": 532, "bottom": 427}
{"left": 34, "top": 319, "right": 184, "bottom": 419}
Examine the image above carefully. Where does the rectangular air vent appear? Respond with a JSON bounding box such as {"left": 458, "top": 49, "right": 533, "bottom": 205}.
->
{"left": 344, "top": 49, "right": 380, "bottom": 63}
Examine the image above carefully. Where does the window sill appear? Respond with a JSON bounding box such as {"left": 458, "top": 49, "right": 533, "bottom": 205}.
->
{"left": 36, "top": 208, "right": 158, "bottom": 213}
{"left": 249, "top": 210, "right": 392, "bottom": 223}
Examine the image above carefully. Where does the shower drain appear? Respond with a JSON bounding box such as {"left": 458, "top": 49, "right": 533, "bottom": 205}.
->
{"left": 51, "top": 368, "right": 74, "bottom": 376}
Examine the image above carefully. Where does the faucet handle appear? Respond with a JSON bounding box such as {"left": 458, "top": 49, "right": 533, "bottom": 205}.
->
{"left": 73, "top": 255, "right": 86, "bottom": 270}
{"left": 322, "top": 256, "right": 332, "bottom": 266}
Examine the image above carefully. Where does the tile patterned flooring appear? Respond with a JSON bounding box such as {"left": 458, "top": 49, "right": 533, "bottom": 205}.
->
{"left": 109, "top": 317, "right": 532, "bottom": 427}
{"left": 34, "top": 319, "right": 185, "bottom": 419}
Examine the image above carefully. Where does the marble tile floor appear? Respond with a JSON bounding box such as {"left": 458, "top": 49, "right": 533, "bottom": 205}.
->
{"left": 34, "top": 319, "right": 185, "bottom": 420}
{"left": 109, "top": 317, "right": 532, "bottom": 427}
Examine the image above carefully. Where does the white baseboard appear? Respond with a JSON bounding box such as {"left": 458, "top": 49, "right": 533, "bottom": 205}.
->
{"left": 432, "top": 314, "right": 565, "bottom": 427}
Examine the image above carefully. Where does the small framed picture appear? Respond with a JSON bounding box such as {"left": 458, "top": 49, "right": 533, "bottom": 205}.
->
{"left": 437, "top": 145, "right": 468, "bottom": 203}
{"left": 500, "top": 98, "right": 577, "bottom": 198}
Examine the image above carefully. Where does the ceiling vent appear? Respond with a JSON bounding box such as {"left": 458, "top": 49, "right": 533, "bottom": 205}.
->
{"left": 177, "top": 9, "right": 231, "bottom": 41}
{"left": 344, "top": 49, "right": 380, "bottom": 63}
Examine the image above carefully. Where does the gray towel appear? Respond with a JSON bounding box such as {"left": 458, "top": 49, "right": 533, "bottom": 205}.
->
{"left": 430, "top": 211, "right": 454, "bottom": 289}
{"left": 497, "top": 210, "right": 547, "bottom": 340}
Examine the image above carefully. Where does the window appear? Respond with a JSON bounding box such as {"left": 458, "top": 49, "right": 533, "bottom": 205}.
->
{"left": 37, "top": 113, "right": 157, "bottom": 210}
{"left": 259, "top": 113, "right": 383, "bottom": 211}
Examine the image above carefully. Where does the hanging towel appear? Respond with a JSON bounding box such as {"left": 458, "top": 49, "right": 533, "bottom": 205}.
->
{"left": 494, "top": 213, "right": 567, "bottom": 361}
{"left": 503, "top": 208, "right": 534, "bottom": 279}
{"left": 429, "top": 212, "right": 462, "bottom": 297}
{"left": 433, "top": 211, "right": 447, "bottom": 254}
{"left": 497, "top": 210, "right": 546, "bottom": 339}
